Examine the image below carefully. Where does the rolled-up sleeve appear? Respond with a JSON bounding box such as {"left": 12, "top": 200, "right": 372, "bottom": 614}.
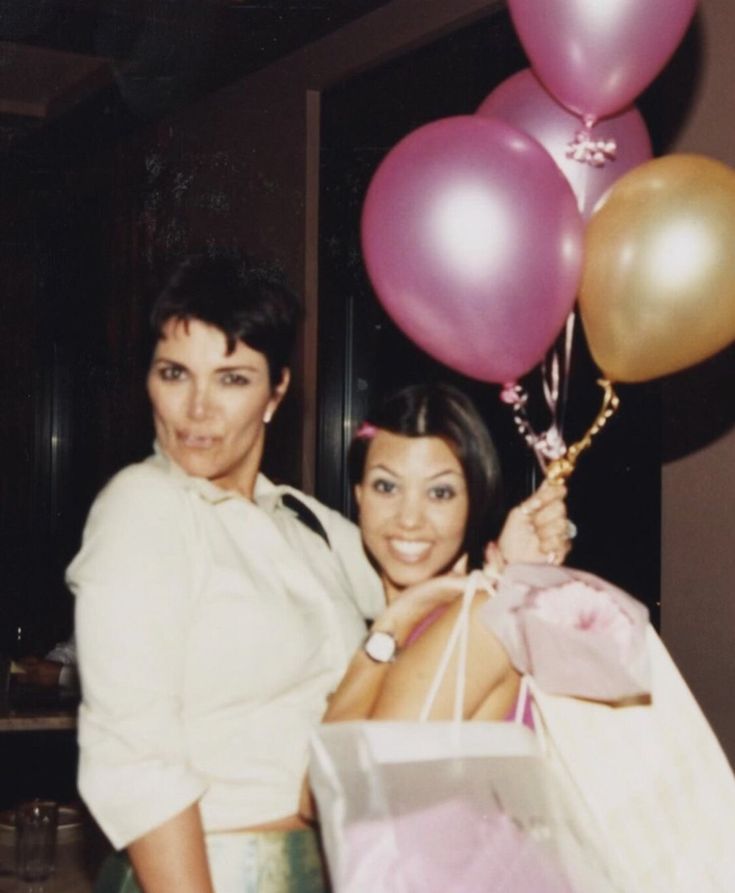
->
{"left": 67, "top": 465, "right": 208, "bottom": 849}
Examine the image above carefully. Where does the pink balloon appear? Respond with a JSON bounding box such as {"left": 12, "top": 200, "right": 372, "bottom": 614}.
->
{"left": 361, "top": 116, "right": 584, "bottom": 384}
{"left": 508, "top": 0, "right": 698, "bottom": 121}
{"left": 477, "top": 69, "right": 652, "bottom": 219}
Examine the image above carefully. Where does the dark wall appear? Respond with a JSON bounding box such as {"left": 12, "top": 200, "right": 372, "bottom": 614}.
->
{"left": 1, "top": 127, "right": 151, "bottom": 652}
{"left": 0, "top": 74, "right": 310, "bottom": 653}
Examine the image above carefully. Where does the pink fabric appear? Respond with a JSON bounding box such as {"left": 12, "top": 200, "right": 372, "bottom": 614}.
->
{"left": 405, "top": 606, "right": 449, "bottom": 646}
{"left": 344, "top": 799, "right": 577, "bottom": 892}
{"left": 505, "top": 691, "right": 535, "bottom": 730}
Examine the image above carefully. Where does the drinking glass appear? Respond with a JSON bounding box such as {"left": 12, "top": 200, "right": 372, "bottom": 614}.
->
{"left": 15, "top": 800, "right": 59, "bottom": 882}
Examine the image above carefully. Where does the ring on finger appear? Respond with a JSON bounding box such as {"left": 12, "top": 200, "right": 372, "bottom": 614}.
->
{"left": 567, "top": 520, "right": 578, "bottom": 540}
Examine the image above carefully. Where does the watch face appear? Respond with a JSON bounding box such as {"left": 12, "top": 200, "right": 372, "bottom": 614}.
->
{"left": 364, "top": 630, "right": 397, "bottom": 663}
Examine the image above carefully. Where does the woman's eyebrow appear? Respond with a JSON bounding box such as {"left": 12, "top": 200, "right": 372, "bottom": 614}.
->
{"left": 214, "top": 363, "right": 260, "bottom": 373}
{"left": 367, "top": 462, "right": 398, "bottom": 475}
{"left": 366, "top": 464, "right": 463, "bottom": 480}
{"left": 152, "top": 356, "right": 186, "bottom": 366}
{"left": 427, "top": 468, "right": 464, "bottom": 480}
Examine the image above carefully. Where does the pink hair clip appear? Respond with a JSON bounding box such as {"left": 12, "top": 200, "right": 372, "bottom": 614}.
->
{"left": 355, "top": 421, "right": 378, "bottom": 440}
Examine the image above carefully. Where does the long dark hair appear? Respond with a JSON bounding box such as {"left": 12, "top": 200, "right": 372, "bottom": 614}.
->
{"left": 349, "top": 383, "right": 502, "bottom": 568}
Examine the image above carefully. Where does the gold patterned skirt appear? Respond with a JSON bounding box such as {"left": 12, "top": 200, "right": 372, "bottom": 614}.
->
{"left": 94, "top": 827, "right": 330, "bottom": 893}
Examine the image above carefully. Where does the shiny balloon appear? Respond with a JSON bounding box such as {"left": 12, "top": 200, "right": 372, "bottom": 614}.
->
{"left": 508, "top": 0, "right": 698, "bottom": 122}
{"left": 361, "top": 116, "right": 584, "bottom": 384}
{"left": 579, "top": 154, "right": 735, "bottom": 383}
{"left": 476, "top": 69, "right": 652, "bottom": 219}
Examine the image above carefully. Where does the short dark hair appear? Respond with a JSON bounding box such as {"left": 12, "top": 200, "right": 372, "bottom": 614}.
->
{"left": 348, "top": 382, "right": 502, "bottom": 568}
{"left": 150, "top": 250, "right": 303, "bottom": 385}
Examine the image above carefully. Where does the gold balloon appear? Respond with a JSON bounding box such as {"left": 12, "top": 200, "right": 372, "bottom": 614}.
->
{"left": 579, "top": 154, "right": 735, "bottom": 382}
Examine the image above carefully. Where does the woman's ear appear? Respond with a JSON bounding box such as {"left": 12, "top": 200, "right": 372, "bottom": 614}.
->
{"left": 353, "top": 483, "right": 363, "bottom": 512}
{"left": 264, "top": 368, "right": 290, "bottom": 423}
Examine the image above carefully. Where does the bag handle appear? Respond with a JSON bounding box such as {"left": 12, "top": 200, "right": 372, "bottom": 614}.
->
{"left": 418, "top": 570, "right": 485, "bottom": 722}
{"left": 512, "top": 675, "right": 531, "bottom": 725}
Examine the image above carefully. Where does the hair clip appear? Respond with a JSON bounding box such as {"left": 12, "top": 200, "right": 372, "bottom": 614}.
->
{"left": 355, "top": 421, "right": 378, "bottom": 440}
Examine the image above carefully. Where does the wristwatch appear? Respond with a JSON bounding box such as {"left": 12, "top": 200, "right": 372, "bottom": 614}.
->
{"left": 363, "top": 629, "right": 398, "bottom": 663}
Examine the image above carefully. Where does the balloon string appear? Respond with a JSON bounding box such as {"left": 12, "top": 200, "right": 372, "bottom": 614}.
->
{"left": 559, "top": 312, "right": 575, "bottom": 431}
{"left": 541, "top": 311, "right": 576, "bottom": 438}
{"left": 545, "top": 379, "right": 620, "bottom": 482}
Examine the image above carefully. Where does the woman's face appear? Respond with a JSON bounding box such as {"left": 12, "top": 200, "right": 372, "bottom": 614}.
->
{"left": 147, "top": 318, "right": 288, "bottom": 496}
{"left": 355, "top": 431, "right": 469, "bottom": 601}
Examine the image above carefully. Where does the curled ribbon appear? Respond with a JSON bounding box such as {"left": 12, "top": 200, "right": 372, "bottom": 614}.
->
{"left": 500, "top": 381, "right": 566, "bottom": 472}
{"left": 501, "top": 378, "right": 620, "bottom": 482}
{"left": 566, "top": 131, "right": 617, "bottom": 168}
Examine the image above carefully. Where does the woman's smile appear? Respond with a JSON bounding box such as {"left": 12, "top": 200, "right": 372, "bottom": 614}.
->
{"left": 386, "top": 538, "right": 433, "bottom": 563}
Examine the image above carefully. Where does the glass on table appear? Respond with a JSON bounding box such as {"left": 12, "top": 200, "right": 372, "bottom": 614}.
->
{"left": 15, "top": 799, "right": 59, "bottom": 882}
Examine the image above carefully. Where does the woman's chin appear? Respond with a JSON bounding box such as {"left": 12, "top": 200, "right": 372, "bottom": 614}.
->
{"left": 384, "top": 566, "right": 438, "bottom": 596}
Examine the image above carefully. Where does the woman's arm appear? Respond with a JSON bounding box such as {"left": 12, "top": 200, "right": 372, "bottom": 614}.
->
{"left": 68, "top": 467, "right": 208, "bottom": 857}
{"left": 299, "top": 573, "right": 468, "bottom": 820}
{"left": 127, "top": 804, "right": 215, "bottom": 893}
{"left": 324, "top": 481, "right": 568, "bottom": 724}
{"left": 368, "top": 592, "right": 520, "bottom": 722}
{"left": 322, "top": 572, "right": 468, "bottom": 723}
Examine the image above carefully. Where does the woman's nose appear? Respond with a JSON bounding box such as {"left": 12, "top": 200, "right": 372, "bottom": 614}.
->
{"left": 396, "top": 491, "right": 423, "bottom": 529}
{"left": 187, "top": 386, "right": 212, "bottom": 420}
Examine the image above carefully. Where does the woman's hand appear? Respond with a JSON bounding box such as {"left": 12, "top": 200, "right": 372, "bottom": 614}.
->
{"left": 372, "top": 560, "right": 470, "bottom": 648}
{"left": 496, "top": 479, "right": 572, "bottom": 567}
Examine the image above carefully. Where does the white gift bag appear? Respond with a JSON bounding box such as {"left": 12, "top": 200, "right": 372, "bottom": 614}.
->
{"left": 309, "top": 573, "right": 624, "bottom": 893}
{"left": 528, "top": 625, "right": 735, "bottom": 892}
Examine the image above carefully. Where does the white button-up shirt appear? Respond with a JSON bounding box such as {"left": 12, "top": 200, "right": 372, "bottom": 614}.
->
{"left": 67, "top": 447, "right": 384, "bottom": 849}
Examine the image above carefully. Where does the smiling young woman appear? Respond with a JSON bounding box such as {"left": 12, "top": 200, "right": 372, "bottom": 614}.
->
{"left": 317, "top": 383, "right": 572, "bottom": 728}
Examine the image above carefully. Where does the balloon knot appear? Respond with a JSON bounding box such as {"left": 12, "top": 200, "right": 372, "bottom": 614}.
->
{"left": 566, "top": 131, "right": 617, "bottom": 168}
{"left": 500, "top": 382, "right": 524, "bottom": 406}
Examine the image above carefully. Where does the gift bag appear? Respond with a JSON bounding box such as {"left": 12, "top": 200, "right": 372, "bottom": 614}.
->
{"left": 480, "top": 563, "right": 651, "bottom": 702}
{"left": 528, "top": 625, "right": 735, "bottom": 892}
{"left": 309, "top": 573, "right": 624, "bottom": 893}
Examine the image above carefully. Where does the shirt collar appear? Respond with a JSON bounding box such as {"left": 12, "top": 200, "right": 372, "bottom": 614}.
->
{"left": 150, "top": 441, "right": 278, "bottom": 507}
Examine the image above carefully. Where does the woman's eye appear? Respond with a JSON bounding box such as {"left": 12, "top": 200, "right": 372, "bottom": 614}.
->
{"left": 159, "top": 365, "right": 185, "bottom": 381}
{"left": 429, "top": 484, "right": 456, "bottom": 501}
{"left": 372, "top": 478, "right": 396, "bottom": 495}
{"left": 221, "top": 372, "right": 249, "bottom": 386}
